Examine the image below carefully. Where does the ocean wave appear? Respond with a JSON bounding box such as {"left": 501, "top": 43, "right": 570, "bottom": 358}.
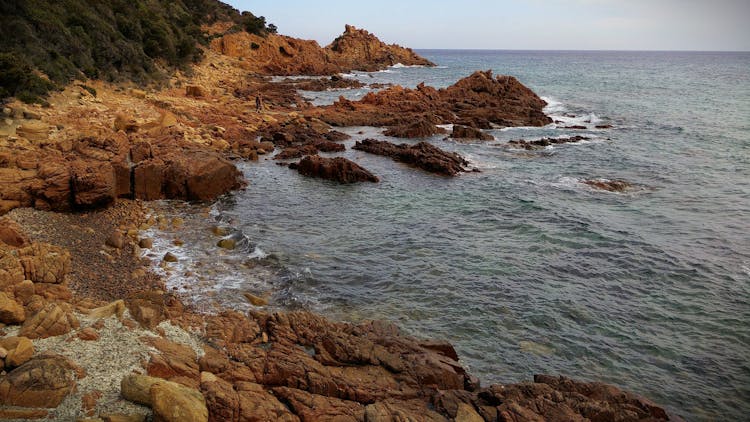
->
{"left": 390, "top": 63, "right": 426, "bottom": 69}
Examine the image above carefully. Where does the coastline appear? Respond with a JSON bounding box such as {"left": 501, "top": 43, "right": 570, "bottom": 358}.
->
{"left": 0, "top": 23, "right": 684, "bottom": 422}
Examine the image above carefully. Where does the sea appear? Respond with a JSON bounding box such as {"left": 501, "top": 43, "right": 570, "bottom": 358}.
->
{"left": 144, "top": 50, "right": 750, "bottom": 421}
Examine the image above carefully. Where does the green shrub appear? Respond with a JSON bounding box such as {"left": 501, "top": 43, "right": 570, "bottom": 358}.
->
{"left": 0, "top": 0, "right": 274, "bottom": 101}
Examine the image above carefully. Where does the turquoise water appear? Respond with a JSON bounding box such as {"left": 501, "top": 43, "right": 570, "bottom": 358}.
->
{"left": 154, "top": 51, "right": 750, "bottom": 420}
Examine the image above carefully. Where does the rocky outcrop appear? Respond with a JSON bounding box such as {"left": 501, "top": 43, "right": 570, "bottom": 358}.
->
{"left": 16, "top": 242, "right": 71, "bottom": 284}
{"left": 353, "top": 139, "right": 471, "bottom": 176}
{"left": 289, "top": 155, "right": 379, "bottom": 183}
{"left": 209, "top": 25, "right": 433, "bottom": 76}
{"left": 583, "top": 179, "right": 633, "bottom": 192}
{"left": 310, "top": 71, "right": 551, "bottom": 130}
{"left": 326, "top": 25, "right": 435, "bottom": 71}
{"left": 450, "top": 125, "right": 494, "bottom": 141}
{"left": 384, "top": 118, "right": 446, "bottom": 138}
{"left": 20, "top": 302, "right": 79, "bottom": 339}
{"left": 507, "top": 135, "right": 590, "bottom": 150}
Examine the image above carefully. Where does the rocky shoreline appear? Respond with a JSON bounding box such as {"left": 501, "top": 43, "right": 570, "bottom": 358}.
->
{"left": 0, "top": 21, "right": 670, "bottom": 422}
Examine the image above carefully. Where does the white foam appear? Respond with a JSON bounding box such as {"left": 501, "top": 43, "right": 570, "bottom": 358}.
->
{"left": 390, "top": 63, "right": 426, "bottom": 69}
{"left": 541, "top": 96, "right": 566, "bottom": 115}
{"left": 248, "top": 246, "right": 268, "bottom": 260}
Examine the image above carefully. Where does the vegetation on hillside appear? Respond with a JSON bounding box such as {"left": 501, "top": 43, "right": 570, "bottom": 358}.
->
{"left": 0, "top": 0, "right": 274, "bottom": 103}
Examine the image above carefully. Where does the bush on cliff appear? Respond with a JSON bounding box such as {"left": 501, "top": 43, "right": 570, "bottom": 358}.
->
{"left": 0, "top": 0, "right": 273, "bottom": 103}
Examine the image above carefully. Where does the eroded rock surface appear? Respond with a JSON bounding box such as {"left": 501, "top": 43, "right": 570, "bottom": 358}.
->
{"left": 353, "top": 139, "right": 470, "bottom": 176}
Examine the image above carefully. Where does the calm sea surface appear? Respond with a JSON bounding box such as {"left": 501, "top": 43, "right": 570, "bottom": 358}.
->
{"left": 147, "top": 51, "right": 750, "bottom": 420}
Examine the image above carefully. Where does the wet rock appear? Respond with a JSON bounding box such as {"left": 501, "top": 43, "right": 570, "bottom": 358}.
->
{"left": 0, "top": 292, "right": 25, "bottom": 324}
{"left": 163, "top": 252, "right": 178, "bottom": 263}
{"left": 384, "top": 118, "right": 446, "bottom": 138}
{"left": 0, "top": 336, "right": 34, "bottom": 368}
{"left": 506, "top": 135, "right": 590, "bottom": 150}
{"left": 20, "top": 302, "right": 80, "bottom": 339}
{"left": 138, "top": 238, "right": 154, "bottom": 249}
{"left": 450, "top": 125, "right": 494, "bottom": 141}
{"left": 243, "top": 293, "right": 268, "bottom": 307}
{"left": 216, "top": 238, "right": 236, "bottom": 250}
{"left": 0, "top": 353, "right": 79, "bottom": 408}
{"left": 325, "top": 130, "right": 351, "bottom": 142}
{"left": 353, "top": 139, "right": 469, "bottom": 176}
{"left": 583, "top": 179, "right": 632, "bottom": 192}
{"left": 291, "top": 155, "right": 379, "bottom": 183}
{"left": 564, "top": 125, "right": 587, "bottom": 129}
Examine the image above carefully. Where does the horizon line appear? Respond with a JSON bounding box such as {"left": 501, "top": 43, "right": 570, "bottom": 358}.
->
{"left": 411, "top": 48, "right": 750, "bottom": 53}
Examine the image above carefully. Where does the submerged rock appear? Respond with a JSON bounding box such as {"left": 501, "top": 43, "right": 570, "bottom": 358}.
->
{"left": 353, "top": 139, "right": 470, "bottom": 176}
{"left": 507, "top": 135, "right": 590, "bottom": 150}
{"left": 583, "top": 178, "right": 633, "bottom": 192}
{"left": 289, "top": 155, "right": 379, "bottom": 183}
{"left": 450, "top": 125, "right": 494, "bottom": 141}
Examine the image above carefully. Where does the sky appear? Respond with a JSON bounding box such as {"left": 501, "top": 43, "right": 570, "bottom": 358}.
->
{"left": 223, "top": 0, "right": 750, "bottom": 51}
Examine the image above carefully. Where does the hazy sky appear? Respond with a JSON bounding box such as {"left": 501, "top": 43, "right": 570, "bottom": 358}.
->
{"left": 224, "top": 0, "right": 750, "bottom": 51}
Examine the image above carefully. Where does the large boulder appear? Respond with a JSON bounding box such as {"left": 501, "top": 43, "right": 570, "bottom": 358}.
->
{"left": 353, "top": 139, "right": 470, "bottom": 176}
{"left": 0, "top": 354, "right": 79, "bottom": 408}
{"left": 0, "top": 336, "right": 34, "bottom": 368}
{"left": 0, "top": 218, "right": 30, "bottom": 247}
{"left": 0, "top": 292, "right": 25, "bottom": 324}
{"left": 151, "top": 379, "right": 208, "bottom": 422}
{"left": 289, "top": 155, "right": 379, "bottom": 183}
{"left": 16, "top": 242, "right": 71, "bottom": 284}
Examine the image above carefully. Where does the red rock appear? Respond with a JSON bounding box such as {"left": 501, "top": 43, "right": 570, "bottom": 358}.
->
{"left": 384, "top": 118, "right": 446, "bottom": 138}
{"left": 125, "top": 290, "right": 184, "bottom": 329}
{"left": 17, "top": 242, "right": 71, "bottom": 284}
{"left": 0, "top": 353, "right": 79, "bottom": 408}
{"left": 0, "top": 336, "right": 34, "bottom": 368}
{"left": 450, "top": 125, "right": 494, "bottom": 141}
{"left": 77, "top": 327, "right": 100, "bottom": 341}
{"left": 0, "top": 292, "right": 25, "bottom": 324}
{"left": 201, "top": 375, "right": 299, "bottom": 422}
{"left": 82, "top": 390, "right": 102, "bottom": 416}
{"left": 20, "top": 302, "right": 79, "bottom": 339}
{"left": 0, "top": 218, "right": 30, "bottom": 247}
{"left": 144, "top": 337, "right": 200, "bottom": 387}
{"left": 353, "top": 139, "right": 469, "bottom": 176}
{"left": 290, "top": 155, "right": 379, "bottom": 183}
{"left": 35, "top": 161, "right": 72, "bottom": 211}
{"left": 327, "top": 25, "right": 435, "bottom": 71}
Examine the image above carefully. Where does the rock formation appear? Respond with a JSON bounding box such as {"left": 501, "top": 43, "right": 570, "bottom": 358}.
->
{"left": 289, "top": 155, "right": 379, "bottom": 183}
{"left": 353, "top": 139, "right": 471, "bottom": 176}
{"left": 310, "top": 70, "right": 552, "bottom": 131}
{"left": 507, "top": 135, "right": 590, "bottom": 150}
{"left": 210, "top": 25, "right": 434, "bottom": 75}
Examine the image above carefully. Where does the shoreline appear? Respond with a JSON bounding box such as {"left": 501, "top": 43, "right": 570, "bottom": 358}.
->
{"left": 0, "top": 23, "right": 681, "bottom": 421}
{"left": 0, "top": 203, "right": 677, "bottom": 421}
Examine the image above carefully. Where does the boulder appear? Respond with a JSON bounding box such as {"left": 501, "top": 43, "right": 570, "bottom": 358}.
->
{"left": 0, "top": 336, "right": 34, "bottom": 368}
{"left": 71, "top": 161, "right": 117, "bottom": 208}
{"left": 201, "top": 375, "right": 298, "bottom": 422}
{"left": 125, "top": 291, "right": 183, "bottom": 329}
{"left": 0, "top": 250, "right": 25, "bottom": 290}
{"left": 36, "top": 161, "right": 72, "bottom": 211}
{"left": 20, "top": 302, "right": 79, "bottom": 339}
{"left": 114, "top": 113, "right": 138, "bottom": 133}
{"left": 106, "top": 231, "right": 126, "bottom": 249}
{"left": 0, "top": 354, "right": 78, "bottom": 408}
{"left": 290, "top": 155, "right": 379, "bottom": 183}
{"left": 144, "top": 337, "right": 200, "bottom": 386}
{"left": 0, "top": 217, "right": 30, "bottom": 247}
{"left": 151, "top": 379, "right": 208, "bottom": 422}
{"left": 0, "top": 292, "right": 25, "bottom": 324}
{"left": 450, "top": 125, "right": 494, "bottom": 141}
{"left": 353, "top": 139, "right": 469, "bottom": 176}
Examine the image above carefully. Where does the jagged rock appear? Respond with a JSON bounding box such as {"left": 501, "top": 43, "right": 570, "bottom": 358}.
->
{"left": 204, "top": 311, "right": 262, "bottom": 348}
{"left": 20, "top": 302, "right": 79, "bottom": 339}
{"left": 71, "top": 160, "right": 117, "bottom": 208}
{"left": 384, "top": 118, "right": 446, "bottom": 138}
{"left": 353, "top": 139, "right": 469, "bottom": 176}
{"left": 144, "top": 337, "right": 200, "bottom": 387}
{"left": 0, "top": 249, "right": 25, "bottom": 290}
{"left": 0, "top": 292, "right": 25, "bottom": 324}
{"left": 506, "top": 135, "right": 589, "bottom": 150}
{"left": 311, "top": 70, "right": 551, "bottom": 129}
{"left": 0, "top": 353, "right": 79, "bottom": 408}
{"left": 0, "top": 218, "right": 30, "bottom": 247}
{"left": 36, "top": 161, "right": 72, "bottom": 211}
{"left": 17, "top": 242, "right": 71, "bottom": 284}
{"left": 0, "top": 336, "right": 33, "bottom": 368}
{"left": 583, "top": 179, "right": 632, "bottom": 192}
{"left": 290, "top": 155, "right": 379, "bottom": 183}
{"left": 327, "top": 25, "right": 435, "bottom": 71}
{"left": 451, "top": 125, "right": 494, "bottom": 141}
